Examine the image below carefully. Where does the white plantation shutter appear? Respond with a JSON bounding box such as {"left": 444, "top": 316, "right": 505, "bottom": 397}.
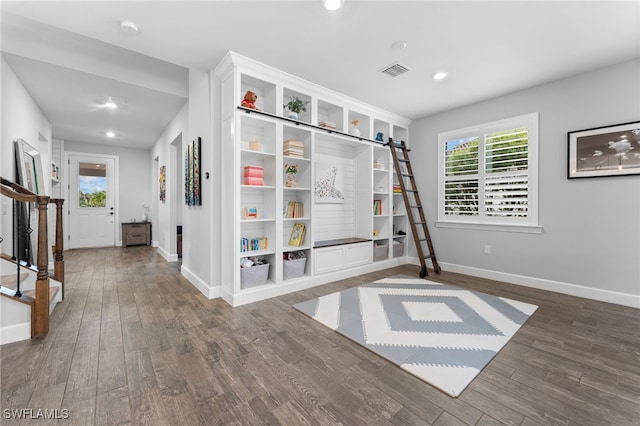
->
{"left": 438, "top": 113, "right": 538, "bottom": 227}
{"left": 484, "top": 127, "right": 529, "bottom": 218}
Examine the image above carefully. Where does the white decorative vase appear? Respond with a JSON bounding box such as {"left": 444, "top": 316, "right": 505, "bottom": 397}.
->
{"left": 350, "top": 126, "right": 360, "bottom": 136}
{"left": 141, "top": 214, "right": 147, "bottom": 222}
{"left": 286, "top": 110, "right": 298, "bottom": 120}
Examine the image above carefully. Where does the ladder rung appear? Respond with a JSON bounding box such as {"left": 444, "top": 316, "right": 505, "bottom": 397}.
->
{"left": 398, "top": 159, "right": 409, "bottom": 163}
{"left": 424, "top": 255, "right": 434, "bottom": 260}
{"left": 409, "top": 205, "right": 421, "bottom": 208}
{"left": 406, "top": 189, "right": 417, "bottom": 193}
{"left": 415, "top": 222, "right": 426, "bottom": 225}
{"left": 401, "top": 173, "right": 413, "bottom": 177}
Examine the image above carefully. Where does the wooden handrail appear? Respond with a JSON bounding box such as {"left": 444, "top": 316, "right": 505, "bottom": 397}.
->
{"left": 0, "top": 176, "right": 64, "bottom": 337}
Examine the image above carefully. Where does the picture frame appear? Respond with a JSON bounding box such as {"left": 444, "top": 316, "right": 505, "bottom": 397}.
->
{"left": 15, "top": 138, "right": 45, "bottom": 194}
{"left": 289, "top": 223, "right": 306, "bottom": 246}
{"left": 159, "top": 165, "right": 166, "bottom": 202}
{"left": 568, "top": 121, "right": 640, "bottom": 179}
{"left": 184, "top": 137, "right": 202, "bottom": 205}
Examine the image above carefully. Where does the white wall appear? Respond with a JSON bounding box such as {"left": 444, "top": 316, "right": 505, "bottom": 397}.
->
{"left": 410, "top": 59, "right": 640, "bottom": 307}
{"left": 179, "top": 68, "right": 218, "bottom": 297}
{"left": 63, "top": 141, "right": 152, "bottom": 243}
{"left": 1, "top": 57, "right": 52, "bottom": 250}
{"left": 150, "top": 101, "right": 187, "bottom": 261}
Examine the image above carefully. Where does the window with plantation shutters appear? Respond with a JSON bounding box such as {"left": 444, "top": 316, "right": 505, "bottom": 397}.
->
{"left": 438, "top": 113, "right": 539, "bottom": 228}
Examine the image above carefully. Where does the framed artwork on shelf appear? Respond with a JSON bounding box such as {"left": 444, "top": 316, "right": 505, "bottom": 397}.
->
{"left": 289, "top": 223, "right": 306, "bottom": 246}
{"left": 568, "top": 121, "right": 640, "bottom": 179}
{"left": 314, "top": 161, "right": 345, "bottom": 204}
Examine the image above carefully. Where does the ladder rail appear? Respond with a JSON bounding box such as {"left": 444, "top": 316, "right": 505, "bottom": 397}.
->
{"left": 387, "top": 138, "right": 440, "bottom": 277}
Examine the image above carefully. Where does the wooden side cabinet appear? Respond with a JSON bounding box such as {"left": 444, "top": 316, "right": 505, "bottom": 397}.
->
{"left": 122, "top": 222, "right": 151, "bottom": 247}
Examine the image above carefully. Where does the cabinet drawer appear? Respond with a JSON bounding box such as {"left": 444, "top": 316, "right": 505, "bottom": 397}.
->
{"left": 122, "top": 223, "right": 150, "bottom": 247}
{"left": 126, "top": 233, "right": 148, "bottom": 245}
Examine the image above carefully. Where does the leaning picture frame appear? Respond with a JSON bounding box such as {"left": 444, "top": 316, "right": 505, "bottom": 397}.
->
{"left": 568, "top": 121, "right": 640, "bottom": 179}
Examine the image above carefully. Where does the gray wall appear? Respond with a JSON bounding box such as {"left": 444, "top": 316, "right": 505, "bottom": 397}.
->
{"left": 64, "top": 141, "right": 152, "bottom": 242}
{"left": 410, "top": 59, "right": 640, "bottom": 304}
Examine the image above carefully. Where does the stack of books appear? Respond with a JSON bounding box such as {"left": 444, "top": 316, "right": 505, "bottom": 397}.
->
{"left": 393, "top": 184, "right": 402, "bottom": 193}
{"left": 243, "top": 166, "right": 263, "bottom": 186}
{"left": 284, "top": 201, "right": 304, "bottom": 218}
{"left": 318, "top": 120, "right": 336, "bottom": 130}
{"left": 283, "top": 140, "right": 304, "bottom": 158}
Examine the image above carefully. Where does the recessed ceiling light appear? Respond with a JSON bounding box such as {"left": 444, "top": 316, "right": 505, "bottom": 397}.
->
{"left": 433, "top": 71, "right": 448, "bottom": 81}
{"left": 106, "top": 131, "right": 116, "bottom": 138}
{"left": 391, "top": 40, "right": 408, "bottom": 51}
{"left": 120, "top": 20, "right": 139, "bottom": 34}
{"left": 324, "top": 0, "right": 343, "bottom": 11}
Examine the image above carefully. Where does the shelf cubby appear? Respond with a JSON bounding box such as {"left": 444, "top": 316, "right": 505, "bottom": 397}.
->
{"left": 317, "top": 99, "right": 344, "bottom": 132}
{"left": 240, "top": 73, "right": 277, "bottom": 115}
{"left": 283, "top": 87, "right": 312, "bottom": 124}
{"left": 348, "top": 110, "right": 370, "bottom": 140}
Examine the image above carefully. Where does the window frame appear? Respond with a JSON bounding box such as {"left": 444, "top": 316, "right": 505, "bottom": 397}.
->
{"left": 436, "top": 112, "right": 540, "bottom": 232}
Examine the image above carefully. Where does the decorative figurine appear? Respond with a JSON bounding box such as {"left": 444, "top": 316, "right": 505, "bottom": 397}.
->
{"left": 376, "top": 132, "right": 384, "bottom": 142}
{"left": 241, "top": 90, "right": 258, "bottom": 110}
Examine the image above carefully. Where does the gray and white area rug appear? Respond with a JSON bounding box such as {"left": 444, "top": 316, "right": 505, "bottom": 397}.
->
{"left": 293, "top": 275, "right": 538, "bottom": 397}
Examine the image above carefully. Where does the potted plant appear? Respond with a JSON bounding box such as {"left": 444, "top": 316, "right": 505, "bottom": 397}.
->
{"left": 284, "top": 96, "right": 309, "bottom": 120}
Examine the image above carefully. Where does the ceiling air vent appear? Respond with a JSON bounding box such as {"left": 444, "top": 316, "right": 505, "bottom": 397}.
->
{"left": 378, "top": 62, "right": 410, "bottom": 78}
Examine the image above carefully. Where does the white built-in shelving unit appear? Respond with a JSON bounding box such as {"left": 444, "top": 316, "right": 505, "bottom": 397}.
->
{"left": 215, "top": 51, "right": 412, "bottom": 306}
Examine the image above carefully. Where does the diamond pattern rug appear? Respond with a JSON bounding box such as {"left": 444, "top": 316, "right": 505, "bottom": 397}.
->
{"left": 293, "top": 275, "right": 538, "bottom": 397}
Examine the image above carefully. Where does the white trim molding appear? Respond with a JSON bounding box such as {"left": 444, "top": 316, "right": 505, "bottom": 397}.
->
{"left": 408, "top": 257, "right": 639, "bottom": 308}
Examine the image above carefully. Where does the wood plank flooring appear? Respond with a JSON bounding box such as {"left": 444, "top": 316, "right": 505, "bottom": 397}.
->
{"left": 1, "top": 246, "right": 639, "bottom": 425}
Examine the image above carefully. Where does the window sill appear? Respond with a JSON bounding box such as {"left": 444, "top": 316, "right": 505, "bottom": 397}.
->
{"left": 435, "top": 221, "right": 544, "bottom": 234}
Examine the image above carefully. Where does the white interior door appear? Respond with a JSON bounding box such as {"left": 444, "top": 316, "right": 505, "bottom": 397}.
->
{"left": 68, "top": 154, "right": 116, "bottom": 248}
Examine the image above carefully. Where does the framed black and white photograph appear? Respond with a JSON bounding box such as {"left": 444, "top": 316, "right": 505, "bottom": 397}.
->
{"left": 568, "top": 121, "right": 640, "bottom": 179}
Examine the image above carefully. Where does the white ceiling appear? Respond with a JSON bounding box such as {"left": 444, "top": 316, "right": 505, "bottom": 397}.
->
{"left": 2, "top": 1, "right": 639, "bottom": 149}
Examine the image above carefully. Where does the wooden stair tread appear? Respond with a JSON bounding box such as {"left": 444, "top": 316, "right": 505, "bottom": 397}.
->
{"left": 0, "top": 252, "right": 38, "bottom": 272}
{"left": 0, "top": 273, "right": 29, "bottom": 287}
{"left": 0, "top": 290, "right": 35, "bottom": 306}
{"left": 1, "top": 286, "right": 59, "bottom": 306}
{"left": 22, "top": 286, "right": 59, "bottom": 304}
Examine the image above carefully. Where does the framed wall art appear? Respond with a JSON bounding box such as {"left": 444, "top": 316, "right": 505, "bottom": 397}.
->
{"left": 185, "top": 137, "right": 202, "bottom": 205}
{"left": 568, "top": 121, "right": 640, "bottom": 179}
{"left": 159, "top": 165, "right": 166, "bottom": 202}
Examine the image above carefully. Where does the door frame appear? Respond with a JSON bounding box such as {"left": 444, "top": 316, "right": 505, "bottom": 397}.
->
{"left": 64, "top": 151, "right": 120, "bottom": 248}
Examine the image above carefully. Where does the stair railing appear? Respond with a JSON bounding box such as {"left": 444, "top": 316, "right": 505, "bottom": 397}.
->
{"left": 0, "top": 176, "right": 64, "bottom": 337}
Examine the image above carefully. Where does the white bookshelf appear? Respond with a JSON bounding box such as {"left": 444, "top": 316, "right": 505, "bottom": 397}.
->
{"left": 216, "top": 51, "right": 412, "bottom": 306}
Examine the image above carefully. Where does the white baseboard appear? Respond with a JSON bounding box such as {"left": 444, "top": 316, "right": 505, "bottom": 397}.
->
{"left": 181, "top": 265, "right": 221, "bottom": 299}
{"left": 0, "top": 322, "right": 30, "bottom": 345}
{"left": 157, "top": 246, "right": 179, "bottom": 263}
{"left": 222, "top": 257, "right": 406, "bottom": 307}
{"left": 415, "top": 258, "right": 640, "bottom": 308}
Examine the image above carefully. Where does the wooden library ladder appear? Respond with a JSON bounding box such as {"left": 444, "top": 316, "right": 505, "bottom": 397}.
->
{"left": 387, "top": 138, "right": 441, "bottom": 278}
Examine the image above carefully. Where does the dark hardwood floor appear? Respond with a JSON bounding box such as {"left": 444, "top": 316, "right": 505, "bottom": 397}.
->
{"left": 1, "top": 246, "right": 639, "bottom": 425}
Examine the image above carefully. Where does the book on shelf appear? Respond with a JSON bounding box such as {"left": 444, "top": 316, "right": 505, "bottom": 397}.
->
{"left": 289, "top": 223, "right": 306, "bottom": 246}
{"left": 240, "top": 237, "right": 268, "bottom": 252}
{"left": 373, "top": 199, "right": 383, "bottom": 215}
{"left": 393, "top": 184, "right": 402, "bottom": 193}
{"left": 284, "top": 201, "right": 304, "bottom": 218}
{"left": 284, "top": 139, "right": 305, "bottom": 158}
{"left": 318, "top": 120, "right": 336, "bottom": 129}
